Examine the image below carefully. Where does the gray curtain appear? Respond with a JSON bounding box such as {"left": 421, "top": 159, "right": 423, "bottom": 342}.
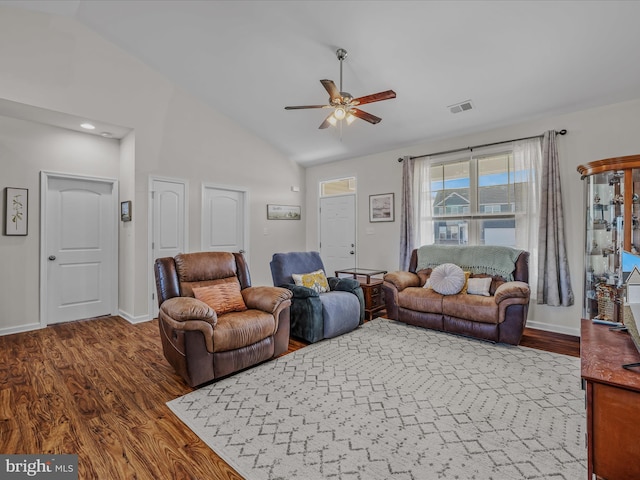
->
{"left": 537, "top": 131, "right": 574, "bottom": 306}
{"left": 399, "top": 156, "right": 414, "bottom": 270}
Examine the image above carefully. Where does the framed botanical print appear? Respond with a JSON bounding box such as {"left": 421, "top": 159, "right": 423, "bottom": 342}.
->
{"left": 4, "top": 187, "right": 28, "bottom": 235}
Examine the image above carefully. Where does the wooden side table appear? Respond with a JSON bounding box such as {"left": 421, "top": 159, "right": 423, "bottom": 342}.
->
{"left": 335, "top": 268, "right": 387, "bottom": 321}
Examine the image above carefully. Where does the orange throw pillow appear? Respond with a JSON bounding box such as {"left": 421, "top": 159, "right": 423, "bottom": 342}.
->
{"left": 193, "top": 282, "right": 247, "bottom": 315}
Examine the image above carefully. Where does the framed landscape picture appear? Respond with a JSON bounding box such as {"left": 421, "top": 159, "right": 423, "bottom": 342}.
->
{"left": 4, "top": 187, "right": 28, "bottom": 236}
{"left": 267, "top": 204, "right": 301, "bottom": 220}
{"left": 369, "top": 193, "right": 394, "bottom": 222}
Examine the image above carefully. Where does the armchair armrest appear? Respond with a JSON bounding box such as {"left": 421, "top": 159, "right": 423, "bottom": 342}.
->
{"left": 494, "top": 281, "right": 530, "bottom": 304}
{"left": 328, "top": 276, "right": 365, "bottom": 324}
{"left": 328, "top": 276, "right": 360, "bottom": 292}
{"left": 278, "top": 283, "right": 320, "bottom": 299}
{"left": 383, "top": 271, "right": 421, "bottom": 292}
{"left": 159, "top": 297, "right": 218, "bottom": 353}
{"left": 160, "top": 297, "right": 217, "bottom": 326}
{"left": 242, "top": 286, "right": 293, "bottom": 313}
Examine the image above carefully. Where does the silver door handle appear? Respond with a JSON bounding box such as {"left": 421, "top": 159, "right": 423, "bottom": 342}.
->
{"left": 239, "top": 249, "right": 245, "bottom": 254}
{"left": 48, "top": 255, "right": 56, "bottom": 261}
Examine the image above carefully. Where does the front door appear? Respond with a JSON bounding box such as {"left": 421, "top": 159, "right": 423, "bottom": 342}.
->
{"left": 42, "top": 173, "right": 117, "bottom": 325}
{"left": 320, "top": 194, "right": 356, "bottom": 277}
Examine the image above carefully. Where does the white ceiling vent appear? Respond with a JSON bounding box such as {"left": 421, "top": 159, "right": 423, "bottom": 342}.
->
{"left": 448, "top": 100, "right": 474, "bottom": 114}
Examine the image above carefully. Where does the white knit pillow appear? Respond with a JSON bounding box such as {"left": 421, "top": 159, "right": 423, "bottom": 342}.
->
{"left": 428, "top": 263, "right": 465, "bottom": 295}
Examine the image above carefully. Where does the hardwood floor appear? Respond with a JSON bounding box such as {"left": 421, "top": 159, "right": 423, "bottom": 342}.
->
{"left": 0, "top": 316, "right": 579, "bottom": 479}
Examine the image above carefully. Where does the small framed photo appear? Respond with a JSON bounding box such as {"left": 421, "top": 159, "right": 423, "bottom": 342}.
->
{"left": 369, "top": 193, "right": 394, "bottom": 222}
{"left": 121, "top": 200, "right": 132, "bottom": 222}
{"left": 4, "top": 187, "right": 28, "bottom": 236}
{"left": 267, "top": 204, "right": 301, "bottom": 220}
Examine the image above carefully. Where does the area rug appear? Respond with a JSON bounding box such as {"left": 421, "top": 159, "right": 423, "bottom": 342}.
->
{"left": 167, "top": 319, "right": 586, "bottom": 479}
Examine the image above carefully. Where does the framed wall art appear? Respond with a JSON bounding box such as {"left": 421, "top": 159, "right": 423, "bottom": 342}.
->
{"left": 369, "top": 192, "right": 394, "bottom": 222}
{"left": 121, "top": 200, "right": 132, "bottom": 222}
{"left": 4, "top": 187, "right": 28, "bottom": 236}
{"left": 267, "top": 204, "right": 301, "bottom": 220}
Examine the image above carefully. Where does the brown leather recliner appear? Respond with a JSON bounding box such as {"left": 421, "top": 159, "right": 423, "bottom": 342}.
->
{"left": 154, "top": 251, "right": 293, "bottom": 387}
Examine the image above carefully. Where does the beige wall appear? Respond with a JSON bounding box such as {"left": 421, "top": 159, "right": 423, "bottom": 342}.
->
{"left": 0, "top": 6, "right": 305, "bottom": 333}
{"left": 0, "top": 115, "right": 121, "bottom": 333}
{"left": 306, "top": 98, "right": 640, "bottom": 336}
{"left": 3, "top": 5, "right": 640, "bottom": 337}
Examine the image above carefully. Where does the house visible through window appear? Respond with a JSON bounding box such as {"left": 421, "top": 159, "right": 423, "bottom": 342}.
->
{"left": 417, "top": 151, "right": 522, "bottom": 247}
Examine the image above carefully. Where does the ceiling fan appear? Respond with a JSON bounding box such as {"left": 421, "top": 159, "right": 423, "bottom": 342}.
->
{"left": 285, "top": 48, "right": 396, "bottom": 129}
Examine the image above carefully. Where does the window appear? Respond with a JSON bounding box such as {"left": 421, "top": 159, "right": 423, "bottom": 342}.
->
{"left": 416, "top": 150, "right": 528, "bottom": 248}
{"left": 320, "top": 177, "right": 356, "bottom": 197}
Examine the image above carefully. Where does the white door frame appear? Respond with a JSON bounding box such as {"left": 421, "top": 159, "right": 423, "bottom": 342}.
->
{"left": 201, "top": 183, "right": 250, "bottom": 256}
{"left": 148, "top": 175, "right": 189, "bottom": 318}
{"left": 39, "top": 171, "right": 119, "bottom": 328}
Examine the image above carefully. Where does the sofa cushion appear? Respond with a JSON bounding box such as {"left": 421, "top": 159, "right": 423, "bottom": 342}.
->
{"left": 398, "top": 287, "right": 444, "bottom": 313}
{"left": 292, "top": 269, "right": 330, "bottom": 293}
{"left": 213, "top": 310, "right": 276, "bottom": 352}
{"left": 193, "top": 282, "right": 247, "bottom": 315}
{"left": 442, "top": 294, "right": 499, "bottom": 324}
{"left": 428, "top": 263, "right": 466, "bottom": 295}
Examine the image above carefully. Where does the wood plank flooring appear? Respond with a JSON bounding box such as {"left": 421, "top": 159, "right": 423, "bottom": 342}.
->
{"left": 0, "top": 316, "right": 579, "bottom": 479}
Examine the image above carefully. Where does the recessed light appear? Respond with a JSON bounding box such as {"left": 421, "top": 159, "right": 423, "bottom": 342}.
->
{"left": 100, "top": 132, "right": 113, "bottom": 138}
{"left": 80, "top": 123, "right": 96, "bottom": 130}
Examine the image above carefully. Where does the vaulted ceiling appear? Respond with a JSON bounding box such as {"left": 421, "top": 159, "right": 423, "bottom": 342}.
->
{"left": 4, "top": 0, "right": 640, "bottom": 166}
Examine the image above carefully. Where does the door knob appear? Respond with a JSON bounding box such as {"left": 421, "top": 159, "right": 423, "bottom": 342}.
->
{"left": 350, "top": 251, "right": 355, "bottom": 254}
{"left": 48, "top": 255, "right": 56, "bottom": 261}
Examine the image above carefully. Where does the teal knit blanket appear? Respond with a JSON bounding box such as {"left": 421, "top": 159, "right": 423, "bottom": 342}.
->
{"left": 416, "top": 245, "right": 524, "bottom": 281}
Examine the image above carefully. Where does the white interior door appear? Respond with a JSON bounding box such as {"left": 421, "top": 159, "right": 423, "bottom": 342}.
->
{"left": 150, "top": 177, "right": 187, "bottom": 315}
{"left": 202, "top": 184, "right": 247, "bottom": 254}
{"left": 320, "top": 194, "right": 356, "bottom": 276}
{"left": 42, "top": 173, "right": 117, "bottom": 325}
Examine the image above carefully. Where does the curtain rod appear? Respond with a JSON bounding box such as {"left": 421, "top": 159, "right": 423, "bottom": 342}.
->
{"left": 397, "top": 129, "right": 567, "bottom": 162}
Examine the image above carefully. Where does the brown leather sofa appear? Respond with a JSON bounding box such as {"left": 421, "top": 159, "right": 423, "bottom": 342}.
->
{"left": 382, "top": 247, "right": 530, "bottom": 345}
{"left": 154, "top": 251, "right": 292, "bottom": 387}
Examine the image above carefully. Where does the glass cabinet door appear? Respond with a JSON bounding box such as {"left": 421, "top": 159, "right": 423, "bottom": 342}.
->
{"left": 584, "top": 171, "right": 624, "bottom": 321}
{"left": 579, "top": 157, "right": 640, "bottom": 321}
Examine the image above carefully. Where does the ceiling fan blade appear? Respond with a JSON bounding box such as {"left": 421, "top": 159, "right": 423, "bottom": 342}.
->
{"left": 320, "top": 79, "right": 341, "bottom": 103}
{"left": 351, "top": 108, "right": 382, "bottom": 125}
{"left": 285, "top": 105, "right": 330, "bottom": 110}
{"left": 352, "top": 90, "right": 396, "bottom": 106}
{"left": 319, "top": 112, "right": 333, "bottom": 129}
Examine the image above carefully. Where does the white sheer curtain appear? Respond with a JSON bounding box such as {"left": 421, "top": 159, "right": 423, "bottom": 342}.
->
{"left": 513, "top": 137, "right": 542, "bottom": 298}
{"left": 411, "top": 140, "right": 542, "bottom": 295}
{"left": 415, "top": 156, "right": 434, "bottom": 248}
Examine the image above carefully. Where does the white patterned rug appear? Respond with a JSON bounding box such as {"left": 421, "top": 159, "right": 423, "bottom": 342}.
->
{"left": 167, "top": 319, "right": 586, "bottom": 480}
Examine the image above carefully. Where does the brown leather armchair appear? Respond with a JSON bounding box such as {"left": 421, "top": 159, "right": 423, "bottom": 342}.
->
{"left": 154, "top": 251, "right": 293, "bottom": 387}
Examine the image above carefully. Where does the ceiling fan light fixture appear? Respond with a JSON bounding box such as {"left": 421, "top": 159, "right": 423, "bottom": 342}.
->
{"left": 327, "top": 115, "right": 338, "bottom": 127}
{"left": 346, "top": 112, "right": 356, "bottom": 125}
{"left": 334, "top": 107, "right": 346, "bottom": 120}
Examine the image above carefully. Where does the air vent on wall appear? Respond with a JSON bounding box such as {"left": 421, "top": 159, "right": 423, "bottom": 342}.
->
{"left": 448, "top": 100, "right": 474, "bottom": 114}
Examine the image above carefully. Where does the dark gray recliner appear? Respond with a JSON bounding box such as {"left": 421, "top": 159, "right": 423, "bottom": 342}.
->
{"left": 270, "top": 251, "right": 364, "bottom": 343}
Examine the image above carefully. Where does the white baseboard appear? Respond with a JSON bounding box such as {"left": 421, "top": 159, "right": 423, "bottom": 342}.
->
{"left": 0, "top": 322, "right": 44, "bottom": 337}
{"left": 118, "top": 309, "right": 152, "bottom": 324}
{"left": 526, "top": 320, "right": 579, "bottom": 337}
